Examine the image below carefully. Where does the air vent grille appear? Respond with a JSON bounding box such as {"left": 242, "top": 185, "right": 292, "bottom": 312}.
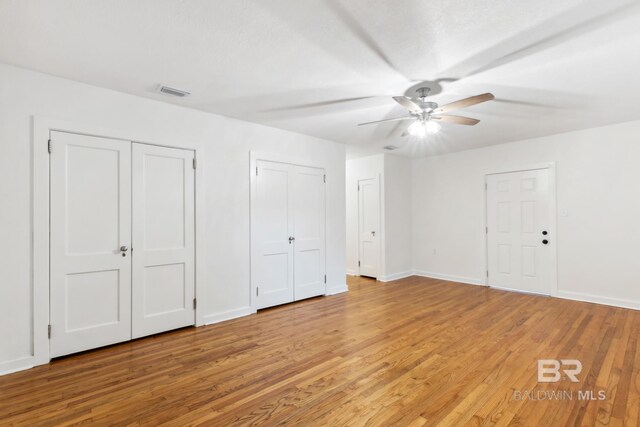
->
{"left": 159, "top": 85, "right": 190, "bottom": 97}
{"left": 383, "top": 145, "right": 398, "bottom": 151}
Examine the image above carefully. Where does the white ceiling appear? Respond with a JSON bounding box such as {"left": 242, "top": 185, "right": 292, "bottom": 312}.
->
{"left": 1, "top": 0, "right": 639, "bottom": 158}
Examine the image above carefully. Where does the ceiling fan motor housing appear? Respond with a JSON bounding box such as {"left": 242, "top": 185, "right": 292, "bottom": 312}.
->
{"left": 419, "top": 101, "right": 438, "bottom": 113}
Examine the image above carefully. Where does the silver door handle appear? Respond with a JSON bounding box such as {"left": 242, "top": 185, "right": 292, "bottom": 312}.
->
{"left": 120, "top": 246, "right": 129, "bottom": 252}
{"left": 371, "top": 231, "right": 375, "bottom": 236}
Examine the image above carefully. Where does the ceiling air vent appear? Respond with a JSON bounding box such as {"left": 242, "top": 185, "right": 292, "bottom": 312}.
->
{"left": 158, "top": 85, "right": 190, "bottom": 97}
{"left": 383, "top": 145, "right": 398, "bottom": 151}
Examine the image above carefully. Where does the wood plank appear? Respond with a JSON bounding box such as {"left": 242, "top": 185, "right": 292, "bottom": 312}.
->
{"left": 1, "top": 275, "right": 640, "bottom": 426}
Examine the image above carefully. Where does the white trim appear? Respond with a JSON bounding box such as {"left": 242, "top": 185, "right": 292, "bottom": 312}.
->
{"left": 556, "top": 291, "right": 640, "bottom": 311}
{"left": 412, "top": 270, "right": 486, "bottom": 286}
{"left": 202, "top": 307, "right": 256, "bottom": 325}
{"left": 249, "top": 151, "right": 328, "bottom": 312}
{"left": 378, "top": 271, "right": 413, "bottom": 282}
{"left": 483, "top": 162, "right": 558, "bottom": 296}
{"left": 30, "top": 117, "right": 206, "bottom": 374}
{"left": 0, "top": 357, "right": 35, "bottom": 376}
{"left": 346, "top": 269, "right": 358, "bottom": 276}
{"left": 326, "top": 285, "right": 349, "bottom": 295}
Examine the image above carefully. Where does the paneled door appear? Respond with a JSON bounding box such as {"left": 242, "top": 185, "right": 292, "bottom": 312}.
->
{"left": 292, "top": 166, "right": 326, "bottom": 301}
{"left": 358, "top": 177, "right": 380, "bottom": 278}
{"left": 254, "top": 160, "right": 295, "bottom": 309}
{"left": 131, "top": 144, "right": 195, "bottom": 339}
{"left": 253, "top": 160, "right": 326, "bottom": 309}
{"left": 50, "top": 131, "right": 132, "bottom": 357}
{"left": 486, "top": 169, "right": 552, "bottom": 295}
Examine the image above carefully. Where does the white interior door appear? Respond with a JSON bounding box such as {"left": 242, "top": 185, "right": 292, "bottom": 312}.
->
{"left": 132, "top": 144, "right": 195, "bottom": 339}
{"left": 50, "top": 131, "right": 132, "bottom": 357}
{"left": 486, "top": 169, "right": 552, "bottom": 295}
{"left": 358, "top": 177, "right": 380, "bottom": 278}
{"left": 255, "top": 160, "right": 295, "bottom": 309}
{"left": 293, "top": 166, "right": 326, "bottom": 301}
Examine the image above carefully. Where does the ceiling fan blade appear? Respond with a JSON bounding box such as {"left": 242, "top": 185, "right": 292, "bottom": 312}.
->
{"left": 358, "top": 116, "right": 414, "bottom": 126}
{"left": 392, "top": 96, "right": 423, "bottom": 114}
{"left": 433, "top": 93, "right": 495, "bottom": 114}
{"left": 431, "top": 115, "right": 480, "bottom": 126}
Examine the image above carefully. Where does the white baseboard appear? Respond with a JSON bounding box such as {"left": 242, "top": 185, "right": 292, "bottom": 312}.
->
{"left": 326, "top": 284, "right": 349, "bottom": 295}
{"left": 378, "top": 271, "right": 413, "bottom": 282}
{"left": 412, "top": 270, "right": 485, "bottom": 286}
{"left": 0, "top": 356, "right": 35, "bottom": 377}
{"left": 202, "top": 306, "right": 255, "bottom": 325}
{"left": 346, "top": 269, "right": 358, "bottom": 276}
{"left": 556, "top": 291, "right": 640, "bottom": 311}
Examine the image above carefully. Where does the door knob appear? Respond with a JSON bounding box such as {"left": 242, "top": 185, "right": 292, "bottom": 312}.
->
{"left": 542, "top": 230, "right": 548, "bottom": 235}
{"left": 120, "top": 246, "right": 128, "bottom": 252}
{"left": 371, "top": 231, "right": 376, "bottom": 236}
{"left": 288, "top": 236, "right": 295, "bottom": 244}
{"left": 542, "top": 239, "right": 549, "bottom": 245}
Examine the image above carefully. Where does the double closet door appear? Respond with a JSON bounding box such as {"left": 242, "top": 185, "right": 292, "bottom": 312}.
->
{"left": 49, "top": 131, "right": 195, "bottom": 357}
{"left": 254, "top": 160, "right": 326, "bottom": 309}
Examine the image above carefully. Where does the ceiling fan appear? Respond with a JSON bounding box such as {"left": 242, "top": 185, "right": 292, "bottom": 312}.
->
{"left": 358, "top": 87, "right": 494, "bottom": 137}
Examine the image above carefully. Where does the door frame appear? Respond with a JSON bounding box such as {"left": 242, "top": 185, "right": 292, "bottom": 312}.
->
{"left": 483, "top": 162, "right": 558, "bottom": 296}
{"left": 357, "top": 176, "right": 381, "bottom": 278}
{"left": 249, "top": 151, "right": 327, "bottom": 312}
{"left": 30, "top": 117, "right": 204, "bottom": 369}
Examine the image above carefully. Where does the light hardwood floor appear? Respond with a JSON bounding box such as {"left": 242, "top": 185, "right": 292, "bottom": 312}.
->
{"left": 2, "top": 275, "right": 640, "bottom": 426}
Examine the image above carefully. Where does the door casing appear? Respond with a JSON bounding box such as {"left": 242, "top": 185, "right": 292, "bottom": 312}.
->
{"left": 357, "top": 177, "right": 380, "bottom": 278}
{"left": 249, "top": 151, "right": 328, "bottom": 312}
{"left": 484, "top": 162, "right": 558, "bottom": 296}
{"left": 28, "top": 117, "right": 204, "bottom": 370}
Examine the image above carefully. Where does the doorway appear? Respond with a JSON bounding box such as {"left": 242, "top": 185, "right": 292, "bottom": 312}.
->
{"left": 358, "top": 177, "right": 380, "bottom": 278}
{"left": 485, "top": 166, "right": 556, "bottom": 295}
{"left": 251, "top": 159, "right": 327, "bottom": 310}
{"left": 49, "top": 131, "right": 196, "bottom": 357}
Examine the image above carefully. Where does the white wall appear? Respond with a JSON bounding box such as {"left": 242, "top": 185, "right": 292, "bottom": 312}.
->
{"left": 383, "top": 155, "right": 413, "bottom": 280}
{"left": 0, "top": 63, "right": 346, "bottom": 373}
{"left": 345, "top": 154, "right": 384, "bottom": 276}
{"left": 412, "top": 120, "right": 640, "bottom": 308}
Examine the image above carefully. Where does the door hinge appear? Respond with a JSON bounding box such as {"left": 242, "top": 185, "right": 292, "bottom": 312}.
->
{"left": 324, "top": 274, "right": 327, "bottom": 284}
{"left": 47, "top": 139, "right": 52, "bottom": 154}
{"left": 358, "top": 185, "right": 360, "bottom": 191}
{"left": 485, "top": 183, "right": 488, "bottom": 190}
{"left": 47, "top": 324, "right": 51, "bottom": 339}
{"left": 256, "top": 287, "right": 259, "bottom": 296}
{"left": 358, "top": 260, "right": 361, "bottom": 267}
{"left": 193, "top": 158, "right": 197, "bottom": 169}
{"left": 256, "top": 166, "right": 258, "bottom": 176}
{"left": 486, "top": 270, "right": 489, "bottom": 277}
{"left": 323, "top": 174, "right": 326, "bottom": 183}
{"left": 193, "top": 298, "right": 197, "bottom": 309}
{"left": 486, "top": 226, "right": 488, "bottom": 234}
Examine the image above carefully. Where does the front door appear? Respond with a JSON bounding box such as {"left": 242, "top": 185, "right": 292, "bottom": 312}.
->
{"left": 486, "top": 168, "right": 552, "bottom": 295}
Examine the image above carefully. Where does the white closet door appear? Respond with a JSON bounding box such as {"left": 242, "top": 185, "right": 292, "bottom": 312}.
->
{"left": 50, "top": 131, "right": 132, "bottom": 357}
{"left": 486, "top": 169, "right": 551, "bottom": 295}
{"left": 132, "top": 144, "right": 195, "bottom": 339}
{"left": 293, "top": 166, "right": 326, "bottom": 300}
{"left": 255, "top": 160, "right": 295, "bottom": 309}
{"left": 358, "top": 177, "right": 380, "bottom": 278}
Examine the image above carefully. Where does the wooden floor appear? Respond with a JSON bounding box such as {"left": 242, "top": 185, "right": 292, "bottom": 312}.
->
{"left": 2, "top": 276, "right": 640, "bottom": 426}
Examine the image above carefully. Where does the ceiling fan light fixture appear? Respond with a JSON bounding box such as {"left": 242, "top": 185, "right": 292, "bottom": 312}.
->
{"left": 425, "top": 120, "right": 441, "bottom": 135}
{"left": 407, "top": 120, "right": 427, "bottom": 137}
